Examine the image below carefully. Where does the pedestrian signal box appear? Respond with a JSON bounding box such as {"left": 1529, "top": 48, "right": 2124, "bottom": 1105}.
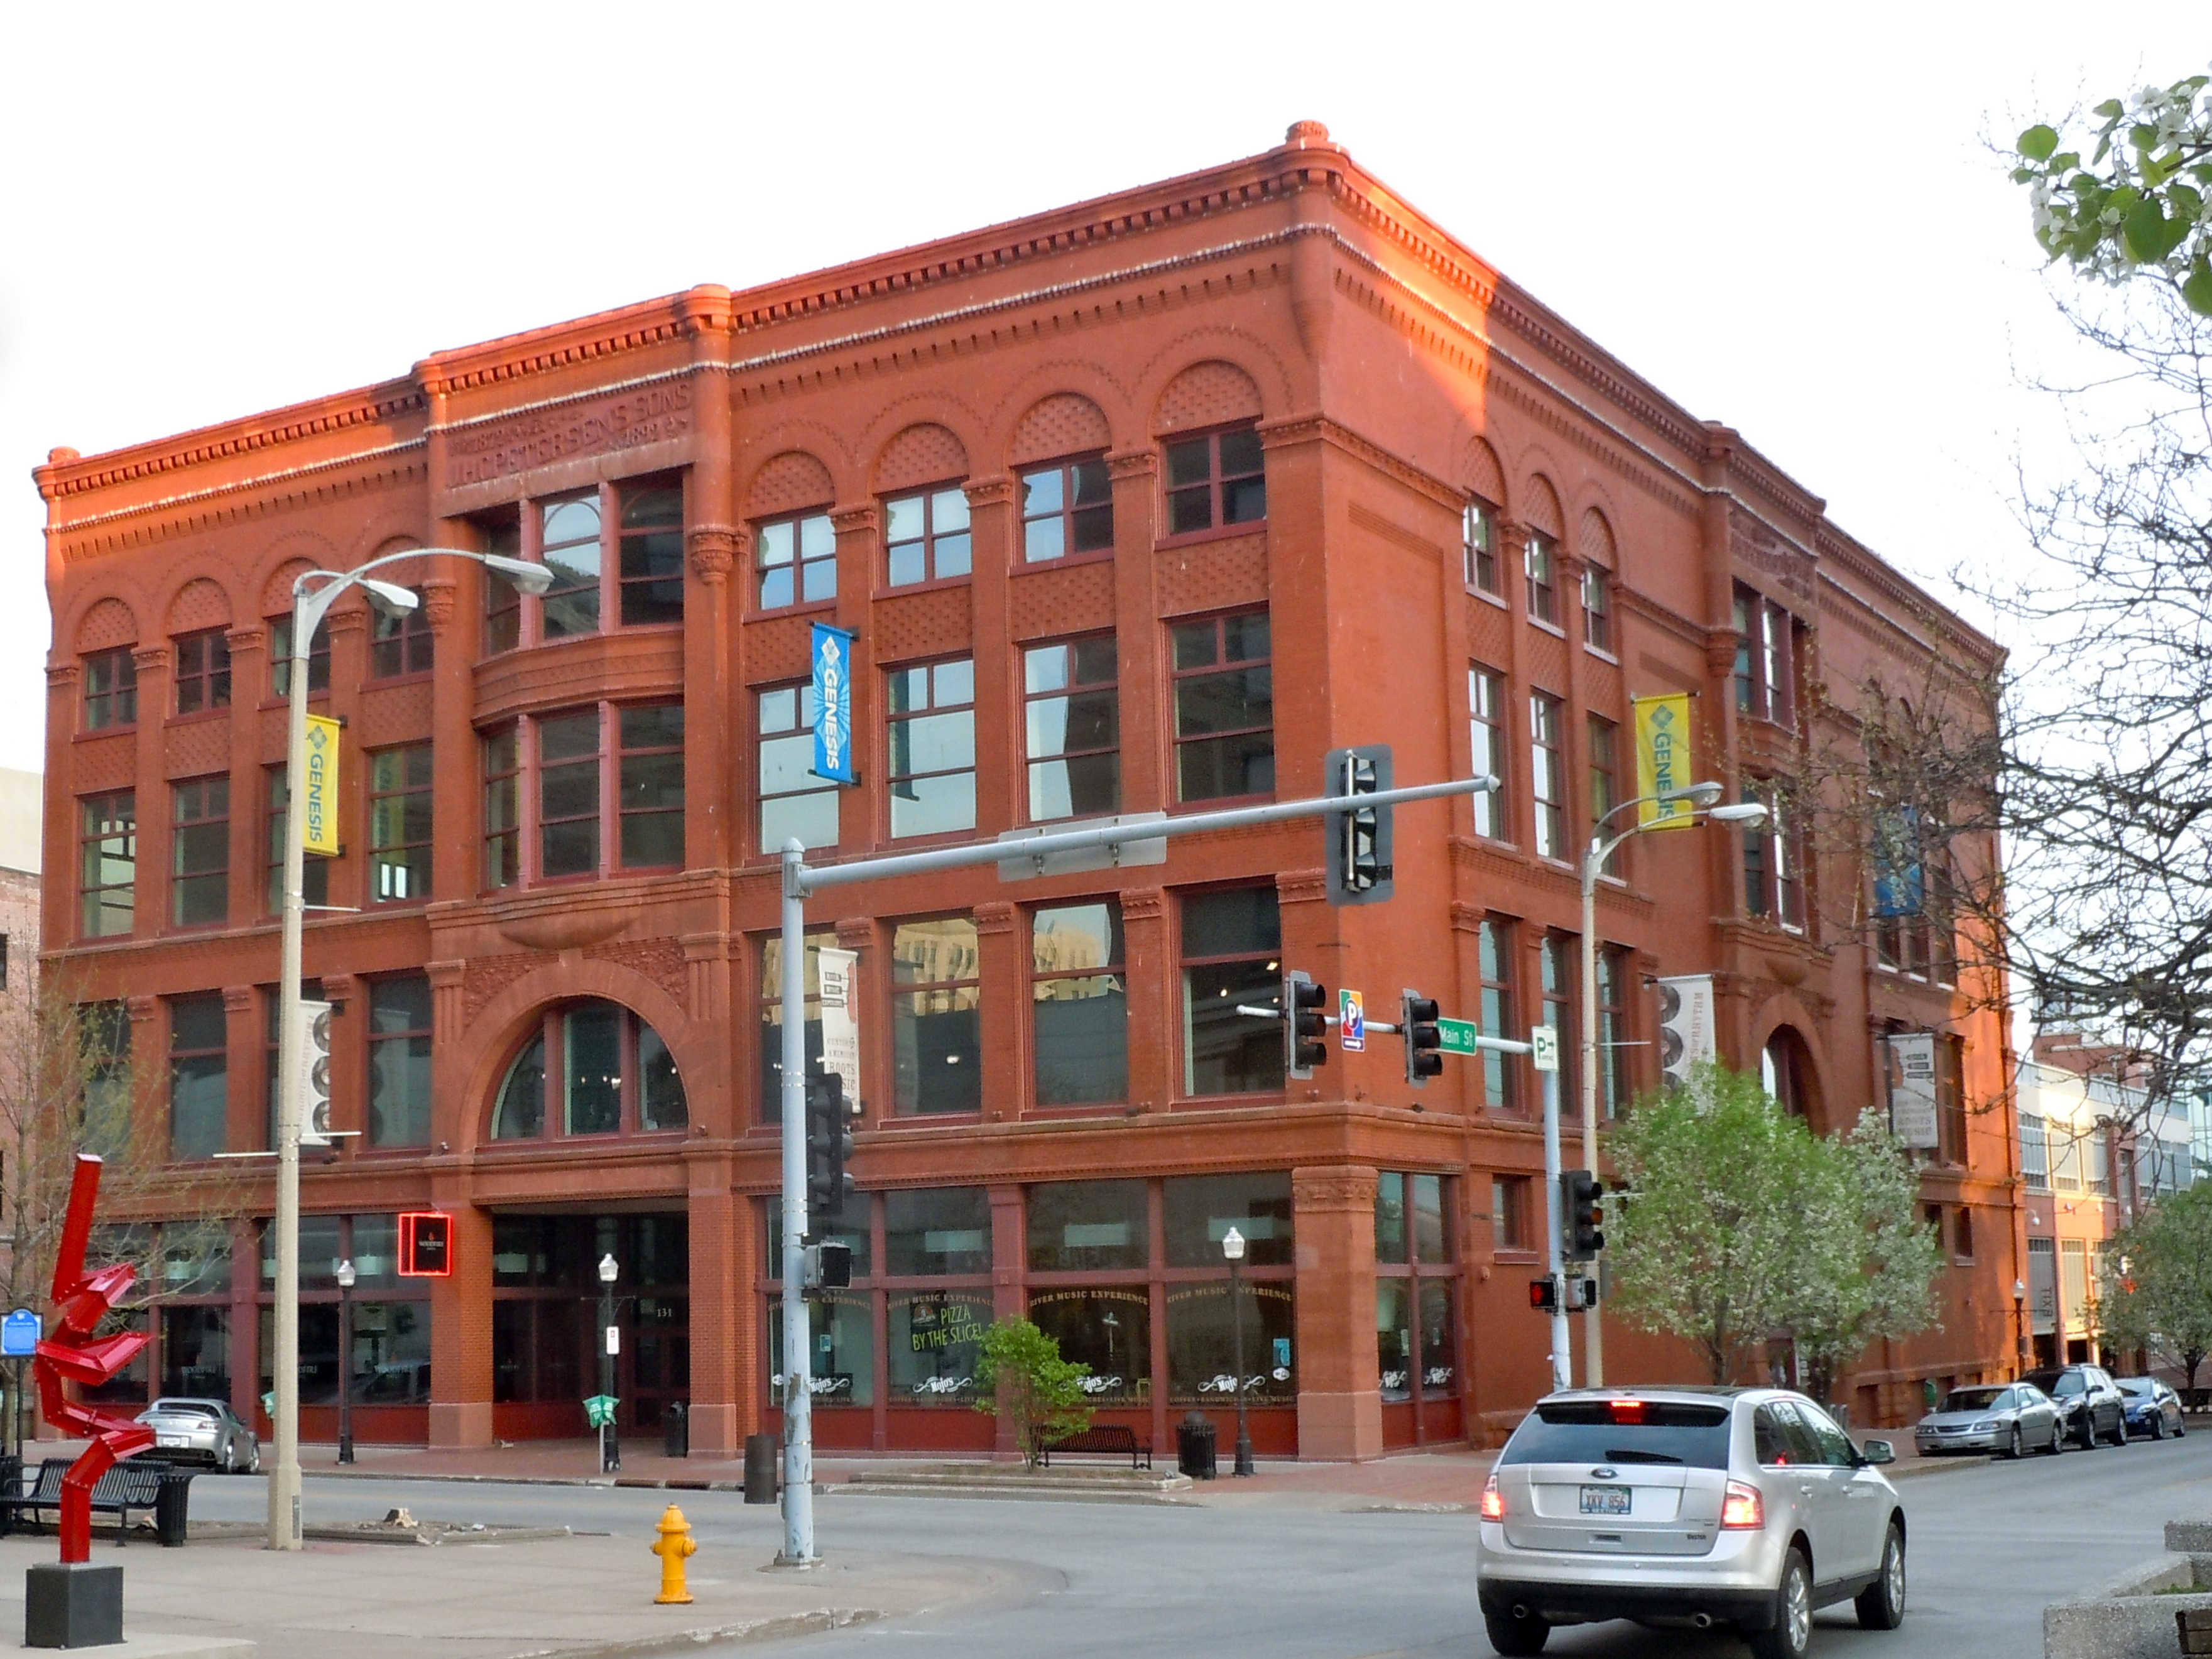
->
{"left": 398, "top": 1210, "right": 452, "bottom": 1277}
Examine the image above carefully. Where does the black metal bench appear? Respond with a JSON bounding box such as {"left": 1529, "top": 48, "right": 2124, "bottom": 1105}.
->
{"left": 1037, "top": 1425, "right": 1152, "bottom": 1471}
{"left": 0, "top": 1458, "right": 165, "bottom": 1545}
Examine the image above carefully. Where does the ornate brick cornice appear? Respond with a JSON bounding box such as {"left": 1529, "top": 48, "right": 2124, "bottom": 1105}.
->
{"left": 973, "top": 901, "right": 1018, "bottom": 936}
{"left": 964, "top": 476, "right": 1015, "bottom": 510}
{"left": 131, "top": 645, "right": 170, "bottom": 674}
{"left": 834, "top": 917, "right": 875, "bottom": 951}
{"left": 46, "top": 663, "right": 80, "bottom": 688}
{"left": 1292, "top": 1164, "right": 1380, "bottom": 1211}
{"left": 224, "top": 625, "right": 264, "bottom": 655}
{"left": 1106, "top": 449, "right": 1158, "bottom": 482}
{"left": 1120, "top": 886, "right": 1166, "bottom": 922}
{"left": 418, "top": 577, "right": 457, "bottom": 635}
{"left": 1277, "top": 868, "right": 1327, "bottom": 906}
{"left": 323, "top": 608, "right": 368, "bottom": 638}
{"left": 832, "top": 504, "right": 880, "bottom": 537}
{"left": 221, "top": 986, "right": 255, "bottom": 1014}
{"left": 424, "top": 959, "right": 466, "bottom": 987}
{"left": 687, "top": 526, "right": 739, "bottom": 585}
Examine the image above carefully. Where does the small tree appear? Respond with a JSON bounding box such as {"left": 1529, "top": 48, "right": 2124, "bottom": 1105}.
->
{"left": 2101, "top": 1183, "right": 2212, "bottom": 1397}
{"left": 970, "top": 1317, "right": 1091, "bottom": 1470}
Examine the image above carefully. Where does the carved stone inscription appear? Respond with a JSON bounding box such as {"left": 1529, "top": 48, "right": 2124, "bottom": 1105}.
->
{"left": 447, "top": 381, "right": 694, "bottom": 487}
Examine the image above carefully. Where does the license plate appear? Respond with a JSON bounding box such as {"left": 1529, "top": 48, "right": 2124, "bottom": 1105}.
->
{"left": 1579, "top": 1484, "right": 1632, "bottom": 1516}
{"left": 156, "top": 1437, "right": 187, "bottom": 1449}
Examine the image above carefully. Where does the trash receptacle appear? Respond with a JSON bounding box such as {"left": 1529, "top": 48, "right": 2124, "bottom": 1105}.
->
{"left": 1177, "top": 1413, "right": 1217, "bottom": 1480}
{"left": 155, "top": 1468, "right": 193, "bottom": 1547}
{"left": 663, "top": 1402, "right": 689, "bottom": 1459}
{"left": 744, "top": 1433, "right": 778, "bottom": 1504}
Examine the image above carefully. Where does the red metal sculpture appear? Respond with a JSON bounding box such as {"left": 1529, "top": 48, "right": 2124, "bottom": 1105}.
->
{"left": 33, "top": 1156, "right": 153, "bottom": 1562}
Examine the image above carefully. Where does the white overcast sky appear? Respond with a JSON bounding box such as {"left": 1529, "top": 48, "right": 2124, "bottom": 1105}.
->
{"left": 1, "top": 3, "right": 2198, "bottom": 778}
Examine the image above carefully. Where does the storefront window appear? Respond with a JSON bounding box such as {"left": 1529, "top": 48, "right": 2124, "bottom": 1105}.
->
{"left": 1419, "top": 1280, "right": 1456, "bottom": 1397}
{"left": 352, "top": 1303, "right": 433, "bottom": 1405}
{"left": 1378, "top": 1279, "right": 1413, "bottom": 1403}
{"left": 763, "top": 1199, "right": 871, "bottom": 1279}
{"left": 1027, "top": 1287, "right": 1149, "bottom": 1404}
{"left": 888, "top": 1291, "right": 989, "bottom": 1406}
{"left": 160, "top": 1307, "right": 227, "bottom": 1398}
{"left": 1166, "top": 1282, "right": 1295, "bottom": 1405}
{"left": 1164, "top": 1173, "right": 1292, "bottom": 1267}
{"left": 770, "top": 1294, "right": 874, "bottom": 1405}
{"left": 1027, "top": 1180, "right": 1148, "bottom": 1271}
{"left": 885, "top": 1188, "right": 989, "bottom": 1275}
{"left": 1413, "top": 1173, "right": 1447, "bottom": 1263}
{"left": 1376, "top": 1173, "right": 1408, "bottom": 1265}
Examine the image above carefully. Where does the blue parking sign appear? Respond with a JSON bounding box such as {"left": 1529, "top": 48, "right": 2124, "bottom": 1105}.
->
{"left": 3, "top": 1310, "right": 40, "bottom": 1358}
{"left": 811, "top": 623, "right": 857, "bottom": 786}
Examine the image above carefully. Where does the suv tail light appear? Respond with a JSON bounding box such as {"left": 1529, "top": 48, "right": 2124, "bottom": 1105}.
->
{"left": 1480, "top": 1474, "right": 1505, "bottom": 1521}
{"left": 1720, "top": 1479, "right": 1765, "bottom": 1530}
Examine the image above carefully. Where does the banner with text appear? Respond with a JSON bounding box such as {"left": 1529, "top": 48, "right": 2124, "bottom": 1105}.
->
{"left": 1884, "top": 1032, "right": 1939, "bottom": 1149}
{"left": 302, "top": 714, "right": 342, "bottom": 856}
{"left": 819, "top": 946, "right": 859, "bottom": 1102}
{"left": 1633, "top": 694, "right": 1694, "bottom": 829}
{"left": 811, "top": 623, "right": 857, "bottom": 786}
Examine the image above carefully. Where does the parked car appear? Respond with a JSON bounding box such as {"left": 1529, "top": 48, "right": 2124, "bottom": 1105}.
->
{"left": 1912, "top": 1381, "right": 2062, "bottom": 1458}
{"left": 135, "top": 1397, "right": 259, "bottom": 1473}
{"left": 1476, "top": 1387, "right": 1905, "bottom": 1658}
{"left": 2115, "top": 1376, "right": 2187, "bottom": 1440}
{"left": 2022, "top": 1364, "right": 2128, "bottom": 1449}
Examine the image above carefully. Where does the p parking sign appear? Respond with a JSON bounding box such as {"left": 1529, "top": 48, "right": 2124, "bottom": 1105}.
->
{"left": 1531, "top": 1026, "right": 1560, "bottom": 1072}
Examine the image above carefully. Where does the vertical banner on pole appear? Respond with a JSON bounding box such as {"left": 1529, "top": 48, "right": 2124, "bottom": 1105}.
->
{"left": 1632, "top": 694, "right": 1694, "bottom": 830}
{"left": 818, "top": 947, "right": 859, "bottom": 1104}
{"left": 300, "top": 714, "right": 342, "bottom": 855}
{"left": 811, "top": 624, "right": 857, "bottom": 786}
{"left": 1883, "top": 1032, "right": 1940, "bottom": 1149}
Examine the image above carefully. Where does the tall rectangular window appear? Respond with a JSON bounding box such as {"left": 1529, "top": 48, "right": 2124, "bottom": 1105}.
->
{"left": 1163, "top": 425, "right": 1265, "bottom": 535}
{"left": 755, "top": 511, "right": 835, "bottom": 611}
{"left": 893, "top": 917, "right": 981, "bottom": 1115}
{"left": 758, "top": 685, "right": 837, "bottom": 854}
{"left": 1733, "top": 585, "right": 1795, "bottom": 725}
{"left": 369, "top": 745, "right": 433, "bottom": 903}
{"left": 264, "top": 768, "right": 329, "bottom": 914}
{"left": 1180, "top": 888, "right": 1283, "bottom": 1097}
{"left": 1743, "top": 786, "right": 1805, "bottom": 929}
{"left": 83, "top": 648, "right": 137, "bottom": 730}
{"left": 1033, "top": 901, "right": 1126, "bottom": 1106}
{"left": 1469, "top": 666, "right": 1508, "bottom": 839}
{"left": 1491, "top": 1175, "right": 1533, "bottom": 1251}
{"left": 482, "top": 726, "right": 520, "bottom": 889}
{"left": 268, "top": 616, "right": 332, "bottom": 697}
{"left": 1540, "top": 934, "right": 1575, "bottom": 1102}
{"left": 368, "top": 975, "right": 433, "bottom": 1148}
{"left": 1525, "top": 533, "right": 1558, "bottom": 625}
{"left": 1596, "top": 946, "right": 1628, "bottom": 1118}
{"left": 1530, "top": 692, "right": 1565, "bottom": 859}
{"left": 2020, "top": 1112, "right": 2049, "bottom": 1190}
{"left": 1464, "top": 498, "right": 1499, "bottom": 594}
{"left": 1172, "top": 611, "right": 1272, "bottom": 803}
{"left": 540, "top": 495, "right": 604, "bottom": 638}
{"left": 618, "top": 481, "right": 685, "bottom": 626}
{"left": 369, "top": 591, "right": 433, "bottom": 679}
{"left": 1588, "top": 714, "right": 1618, "bottom": 874}
{"left": 757, "top": 928, "right": 834, "bottom": 1118}
{"left": 885, "top": 487, "right": 971, "bottom": 587}
{"left": 886, "top": 659, "right": 976, "bottom": 838}
{"left": 1936, "top": 1035, "right": 1966, "bottom": 1165}
{"left": 172, "top": 777, "right": 229, "bottom": 928}
{"left": 81, "top": 1003, "right": 131, "bottom": 1157}
{"left": 169, "top": 994, "right": 227, "bottom": 1161}
{"left": 482, "top": 515, "right": 524, "bottom": 655}
{"left": 537, "top": 709, "right": 601, "bottom": 878}
{"left": 80, "top": 791, "right": 135, "bottom": 938}
{"left": 1024, "top": 636, "right": 1119, "bottom": 821}
{"left": 1478, "top": 919, "right": 1516, "bottom": 1111}
{"left": 1020, "top": 458, "right": 1113, "bottom": 562}
{"left": 618, "top": 704, "right": 685, "bottom": 868}
{"left": 173, "top": 631, "right": 232, "bottom": 714}
{"left": 1582, "top": 563, "right": 1613, "bottom": 652}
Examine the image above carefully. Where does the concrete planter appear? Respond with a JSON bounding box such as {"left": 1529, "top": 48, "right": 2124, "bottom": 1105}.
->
{"left": 2045, "top": 1520, "right": 2212, "bottom": 1658}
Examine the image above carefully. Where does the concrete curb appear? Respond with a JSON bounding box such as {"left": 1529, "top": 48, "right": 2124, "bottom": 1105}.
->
{"left": 490, "top": 1609, "right": 881, "bottom": 1659}
{"left": 1890, "top": 1454, "right": 1990, "bottom": 1478}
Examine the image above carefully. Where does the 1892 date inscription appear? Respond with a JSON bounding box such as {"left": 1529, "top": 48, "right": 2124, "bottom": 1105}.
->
{"left": 446, "top": 381, "right": 693, "bottom": 487}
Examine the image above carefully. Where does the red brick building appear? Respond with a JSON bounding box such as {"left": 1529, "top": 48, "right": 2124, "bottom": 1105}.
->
{"left": 33, "top": 122, "right": 2015, "bottom": 1459}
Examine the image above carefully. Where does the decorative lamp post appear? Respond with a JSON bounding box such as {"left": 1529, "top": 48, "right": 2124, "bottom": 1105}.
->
{"left": 334, "top": 1259, "right": 356, "bottom": 1467}
{"left": 598, "top": 1253, "right": 621, "bottom": 1474}
{"left": 267, "top": 546, "right": 549, "bottom": 1552}
{"left": 1577, "top": 781, "right": 1767, "bottom": 1387}
{"left": 1222, "top": 1226, "right": 1254, "bottom": 1477}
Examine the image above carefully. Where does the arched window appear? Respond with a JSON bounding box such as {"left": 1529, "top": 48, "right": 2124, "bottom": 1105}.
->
{"left": 1761, "top": 1026, "right": 1815, "bottom": 1119}
{"left": 490, "top": 1000, "right": 686, "bottom": 1140}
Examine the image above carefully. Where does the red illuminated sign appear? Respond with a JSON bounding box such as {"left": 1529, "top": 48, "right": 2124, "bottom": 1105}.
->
{"left": 398, "top": 1211, "right": 452, "bottom": 1277}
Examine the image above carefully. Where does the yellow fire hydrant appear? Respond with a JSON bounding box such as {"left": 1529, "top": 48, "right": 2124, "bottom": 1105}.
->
{"left": 650, "top": 1504, "right": 697, "bottom": 1604}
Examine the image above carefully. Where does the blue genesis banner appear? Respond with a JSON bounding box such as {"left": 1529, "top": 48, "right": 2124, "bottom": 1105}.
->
{"left": 811, "top": 623, "right": 857, "bottom": 785}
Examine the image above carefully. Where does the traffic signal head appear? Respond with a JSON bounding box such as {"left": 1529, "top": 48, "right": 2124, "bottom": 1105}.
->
{"left": 1285, "top": 971, "right": 1329, "bottom": 1079}
{"left": 1324, "top": 745, "right": 1395, "bottom": 906}
{"left": 805, "top": 1072, "right": 856, "bottom": 1217}
{"left": 1529, "top": 1277, "right": 1559, "bottom": 1312}
{"left": 1562, "top": 1169, "right": 1605, "bottom": 1261}
{"left": 1402, "top": 990, "right": 1442, "bottom": 1086}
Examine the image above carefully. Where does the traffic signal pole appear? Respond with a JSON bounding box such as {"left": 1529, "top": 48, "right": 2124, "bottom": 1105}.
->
{"left": 1540, "top": 1059, "right": 1572, "bottom": 1393}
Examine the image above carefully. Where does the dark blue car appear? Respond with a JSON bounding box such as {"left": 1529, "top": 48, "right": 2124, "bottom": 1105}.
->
{"left": 2116, "top": 1377, "right": 2186, "bottom": 1440}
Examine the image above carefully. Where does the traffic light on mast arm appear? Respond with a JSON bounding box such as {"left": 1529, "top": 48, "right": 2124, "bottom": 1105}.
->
{"left": 1285, "top": 970, "right": 1329, "bottom": 1079}
{"left": 805, "top": 1072, "right": 856, "bottom": 1218}
{"left": 1324, "top": 745, "right": 1394, "bottom": 905}
{"left": 1402, "top": 990, "right": 1442, "bottom": 1086}
{"left": 1562, "top": 1168, "right": 1605, "bottom": 1261}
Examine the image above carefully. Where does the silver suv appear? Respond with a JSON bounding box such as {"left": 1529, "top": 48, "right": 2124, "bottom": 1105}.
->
{"left": 1476, "top": 1388, "right": 1906, "bottom": 1658}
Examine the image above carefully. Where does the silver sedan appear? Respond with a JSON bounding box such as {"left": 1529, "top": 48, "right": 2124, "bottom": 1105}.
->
{"left": 135, "top": 1397, "right": 260, "bottom": 1473}
{"left": 1912, "top": 1383, "right": 2061, "bottom": 1458}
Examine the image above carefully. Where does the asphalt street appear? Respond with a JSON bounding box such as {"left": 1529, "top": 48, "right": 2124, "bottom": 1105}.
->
{"left": 187, "top": 1431, "right": 2212, "bottom": 1659}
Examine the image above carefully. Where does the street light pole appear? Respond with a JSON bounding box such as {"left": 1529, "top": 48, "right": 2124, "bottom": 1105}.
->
{"left": 1222, "top": 1227, "right": 1253, "bottom": 1476}
{"left": 335, "top": 1259, "right": 355, "bottom": 1466}
{"left": 267, "top": 547, "right": 550, "bottom": 1552}
{"left": 1577, "top": 783, "right": 1767, "bottom": 1388}
{"left": 599, "top": 1253, "right": 620, "bottom": 1474}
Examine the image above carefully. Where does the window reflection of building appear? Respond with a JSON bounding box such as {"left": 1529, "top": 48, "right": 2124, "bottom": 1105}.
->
{"left": 757, "top": 930, "right": 835, "bottom": 1122}
{"left": 893, "top": 917, "right": 981, "bottom": 1114}
{"left": 1374, "top": 1172, "right": 1459, "bottom": 1434}
{"left": 1032, "top": 901, "right": 1126, "bottom": 1106}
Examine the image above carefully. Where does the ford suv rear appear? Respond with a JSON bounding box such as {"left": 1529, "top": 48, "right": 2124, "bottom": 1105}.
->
{"left": 1475, "top": 1387, "right": 1906, "bottom": 1657}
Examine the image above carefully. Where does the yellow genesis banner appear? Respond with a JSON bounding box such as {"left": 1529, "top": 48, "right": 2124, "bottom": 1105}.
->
{"left": 1633, "top": 694, "right": 1694, "bottom": 830}
{"left": 302, "top": 714, "right": 342, "bottom": 856}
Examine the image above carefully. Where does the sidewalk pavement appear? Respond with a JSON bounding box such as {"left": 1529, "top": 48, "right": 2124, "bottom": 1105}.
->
{"left": 0, "top": 1531, "right": 1035, "bottom": 1659}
